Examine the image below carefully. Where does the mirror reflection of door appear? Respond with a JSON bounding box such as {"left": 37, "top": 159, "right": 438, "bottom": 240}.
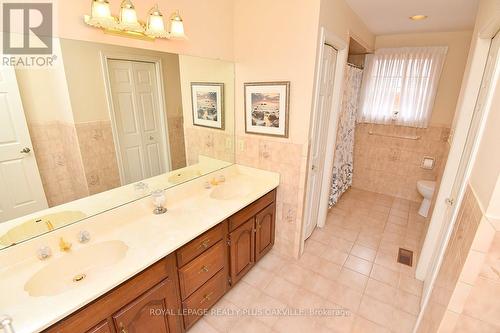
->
{"left": 0, "top": 67, "right": 48, "bottom": 221}
{"left": 106, "top": 59, "right": 170, "bottom": 185}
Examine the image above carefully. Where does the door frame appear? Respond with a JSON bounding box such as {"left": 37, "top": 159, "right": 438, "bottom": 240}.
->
{"left": 300, "top": 27, "right": 348, "bottom": 249}
{"left": 414, "top": 21, "right": 500, "bottom": 333}
{"left": 100, "top": 52, "right": 172, "bottom": 185}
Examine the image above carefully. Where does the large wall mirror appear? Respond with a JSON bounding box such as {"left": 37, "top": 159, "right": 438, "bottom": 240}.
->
{"left": 0, "top": 38, "right": 235, "bottom": 249}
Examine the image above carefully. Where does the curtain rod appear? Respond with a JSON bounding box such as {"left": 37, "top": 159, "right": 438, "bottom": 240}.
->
{"left": 347, "top": 62, "right": 364, "bottom": 70}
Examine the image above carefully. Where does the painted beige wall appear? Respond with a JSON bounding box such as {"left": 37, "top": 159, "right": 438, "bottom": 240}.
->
{"left": 178, "top": 55, "right": 235, "bottom": 135}
{"left": 234, "top": 0, "right": 321, "bottom": 144}
{"left": 319, "top": 0, "right": 375, "bottom": 50}
{"left": 233, "top": 0, "right": 375, "bottom": 257}
{"left": 375, "top": 31, "right": 473, "bottom": 127}
{"left": 59, "top": 38, "right": 183, "bottom": 124}
{"left": 56, "top": 0, "right": 234, "bottom": 61}
{"left": 15, "top": 39, "right": 75, "bottom": 124}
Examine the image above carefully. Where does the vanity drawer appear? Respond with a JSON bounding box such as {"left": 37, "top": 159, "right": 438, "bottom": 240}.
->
{"left": 229, "top": 190, "right": 275, "bottom": 231}
{"left": 178, "top": 241, "right": 225, "bottom": 299}
{"left": 176, "top": 222, "right": 225, "bottom": 267}
{"left": 182, "top": 269, "right": 226, "bottom": 329}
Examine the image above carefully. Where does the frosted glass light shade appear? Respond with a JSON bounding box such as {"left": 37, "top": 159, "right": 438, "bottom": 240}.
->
{"left": 118, "top": 0, "right": 144, "bottom": 32}
{"left": 91, "top": 0, "right": 111, "bottom": 19}
{"left": 169, "top": 11, "right": 187, "bottom": 39}
{"left": 85, "top": 0, "right": 116, "bottom": 28}
{"left": 145, "top": 4, "right": 168, "bottom": 38}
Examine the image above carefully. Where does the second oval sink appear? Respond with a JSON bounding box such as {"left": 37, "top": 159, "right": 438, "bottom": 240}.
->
{"left": 25, "top": 240, "right": 128, "bottom": 297}
{"left": 210, "top": 182, "right": 252, "bottom": 200}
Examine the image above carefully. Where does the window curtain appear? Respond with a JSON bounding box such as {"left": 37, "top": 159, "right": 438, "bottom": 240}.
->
{"left": 328, "top": 65, "right": 363, "bottom": 208}
{"left": 358, "top": 46, "right": 447, "bottom": 128}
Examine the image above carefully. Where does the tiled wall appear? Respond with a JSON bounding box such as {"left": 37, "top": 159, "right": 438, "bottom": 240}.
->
{"left": 75, "top": 121, "right": 121, "bottom": 195}
{"left": 235, "top": 135, "right": 308, "bottom": 257}
{"left": 28, "top": 121, "right": 89, "bottom": 207}
{"left": 353, "top": 123, "right": 451, "bottom": 202}
{"left": 167, "top": 115, "right": 187, "bottom": 170}
{"left": 417, "top": 185, "right": 500, "bottom": 332}
{"left": 184, "top": 127, "right": 235, "bottom": 166}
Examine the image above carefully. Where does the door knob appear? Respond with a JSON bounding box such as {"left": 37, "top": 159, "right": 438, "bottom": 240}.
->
{"left": 20, "top": 147, "right": 31, "bottom": 154}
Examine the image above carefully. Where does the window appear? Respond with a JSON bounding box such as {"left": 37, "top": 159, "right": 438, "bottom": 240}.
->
{"left": 358, "top": 46, "right": 447, "bottom": 128}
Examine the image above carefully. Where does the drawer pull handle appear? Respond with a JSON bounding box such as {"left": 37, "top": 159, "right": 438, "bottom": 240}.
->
{"left": 198, "top": 239, "right": 210, "bottom": 249}
{"left": 199, "top": 292, "right": 214, "bottom": 305}
{"left": 199, "top": 265, "right": 209, "bottom": 274}
{"left": 119, "top": 323, "right": 128, "bottom": 333}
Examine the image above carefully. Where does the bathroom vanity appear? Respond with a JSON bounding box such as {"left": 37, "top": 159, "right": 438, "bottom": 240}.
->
{"left": 0, "top": 165, "right": 279, "bottom": 333}
{"left": 44, "top": 189, "right": 276, "bottom": 333}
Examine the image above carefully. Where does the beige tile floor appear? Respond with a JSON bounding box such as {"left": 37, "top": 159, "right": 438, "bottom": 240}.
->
{"left": 190, "top": 188, "right": 427, "bottom": 333}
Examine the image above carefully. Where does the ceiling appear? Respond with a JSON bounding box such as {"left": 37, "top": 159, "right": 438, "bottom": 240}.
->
{"left": 345, "top": 0, "right": 480, "bottom": 35}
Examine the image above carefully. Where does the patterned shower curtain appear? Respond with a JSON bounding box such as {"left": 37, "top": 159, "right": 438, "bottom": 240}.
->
{"left": 328, "top": 65, "right": 363, "bottom": 207}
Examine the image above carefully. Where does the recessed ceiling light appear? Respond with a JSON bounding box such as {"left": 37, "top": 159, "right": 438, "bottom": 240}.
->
{"left": 410, "top": 15, "right": 428, "bottom": 21}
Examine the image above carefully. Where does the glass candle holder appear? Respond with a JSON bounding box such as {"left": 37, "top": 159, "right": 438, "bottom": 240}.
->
{"left": 151, "top": 189, "right": 167, "bottom": 214}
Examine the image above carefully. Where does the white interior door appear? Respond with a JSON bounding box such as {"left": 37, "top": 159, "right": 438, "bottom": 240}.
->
{"left": 304, "top": 44, "right": 338, "bottom": 239}
{"left": 0, "top": 66, "right": 48, "bottom": 222}
{"left": 419, "top": 31, "right": 500, "bottom": 315}
{"left": 107, "top": 59, "right": 168, "bottom": 185}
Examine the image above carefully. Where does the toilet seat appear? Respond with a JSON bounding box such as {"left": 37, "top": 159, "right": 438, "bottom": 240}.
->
{"left": 416, "top": 180, "right": 436, "bottom": 217}
{"left": 417, "top": 180, "right": 435, "bottom": 193}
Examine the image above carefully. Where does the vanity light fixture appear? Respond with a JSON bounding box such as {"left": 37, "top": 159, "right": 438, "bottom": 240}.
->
{"left": 83, "top": 0, "right": 187, "bottom": 40}
{"left": 117, "top": 0, "right": 143, "bottom": 32}
{"left": 409, "top": 14, "right": 428, "bottom": 21}
{"left": 169, "top": 11, "right": 187, "bottom": 40}
{"left": 85, "top": 0, "right": 116, "bottom": 29}
{"left": 145, "top": 4, "right": 169, "bottom": 38}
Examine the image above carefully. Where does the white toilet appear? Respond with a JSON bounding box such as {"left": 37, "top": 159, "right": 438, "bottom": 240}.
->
{"left": 416, "top": 180, "right": 436, "bottom": 217}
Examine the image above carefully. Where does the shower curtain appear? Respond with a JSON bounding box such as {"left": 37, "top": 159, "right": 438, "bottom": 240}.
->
{"left": 328, "top": 65, "right": 363, "bottom": 207}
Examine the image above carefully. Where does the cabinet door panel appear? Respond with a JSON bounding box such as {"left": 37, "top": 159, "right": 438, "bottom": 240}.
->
{"left": 112, "top": 278, "right": 177, "bottom": 333}
{"left": 229, "top": 217, "right": 255, "bottom": 284}
{"left": 86, "top": 320, "right": 113, "bottom": 333}
{"left": 255, "top": 203, "right": 276, "bottom": 261}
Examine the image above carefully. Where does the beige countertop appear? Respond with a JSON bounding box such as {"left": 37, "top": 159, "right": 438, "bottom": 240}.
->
{"left": 0, "top": 164, "right": 279, "bottom": 333}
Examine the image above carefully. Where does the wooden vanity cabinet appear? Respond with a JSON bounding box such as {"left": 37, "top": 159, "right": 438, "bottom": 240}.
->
{"left": 228, "top": 190, "right": 276, "bottom": 285}
{"left": 44, "top": 255, "right": 182, "bottom": 333}
{"left": 175, "top": 221, "right": 230, "bottom": 330}
{"left": 45, "top": 189, "right": 276, "bottom": 333}
{"left": 228, "top": 217, "right": 255, "bottom": 284}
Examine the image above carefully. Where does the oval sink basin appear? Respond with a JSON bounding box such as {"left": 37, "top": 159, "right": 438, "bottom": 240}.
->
{"left": 25, "top": 240, "right": 128, "bottom": 297}
{"left": 168, "top": 169, "right": 202, "bottom": 184}
{"left": 0, "top": 211, "right": 86, "bottom": 246}
{"left": 210, "top": 182, "right": 252, "bottom": 200}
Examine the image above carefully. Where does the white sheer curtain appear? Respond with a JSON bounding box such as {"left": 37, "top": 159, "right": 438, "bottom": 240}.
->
{"left": 358, "top": 46, "right": 447, "bottom": 128}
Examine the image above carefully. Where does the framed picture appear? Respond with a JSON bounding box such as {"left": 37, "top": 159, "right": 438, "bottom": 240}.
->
{"left": 191, "top": 82, "right": 225, "bottom": 130}
{"left": 244, "top": 81, "right": 290, "bottom": 137}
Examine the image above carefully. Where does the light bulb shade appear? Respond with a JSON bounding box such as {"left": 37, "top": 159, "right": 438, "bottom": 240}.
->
{"left": 86, "top": 0, "right": 116, "bottom": 28}
{"left": 91, "top": 0, "right": 111, "bottom": 19}
{"left": 169, "top": 11, "right": 187, "bottom": 39}
{"left": 145, "top": 4, "right": 168, "bottom": 38}
{"left": 118, "top": 0, "right": 144, "bottom": 32}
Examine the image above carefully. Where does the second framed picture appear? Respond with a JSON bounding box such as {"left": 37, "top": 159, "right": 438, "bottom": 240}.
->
{"left": 191, "top": 82, "right": 225, "bottom": 130}
{"left": 244, "top": 81, "right": 290, "bottom": 138}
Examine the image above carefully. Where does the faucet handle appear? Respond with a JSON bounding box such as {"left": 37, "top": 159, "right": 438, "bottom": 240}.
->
{"left": 0, "top": 315, "right": 15, "bottom": 333}
{"left": 37, "top": 246, "right": 52, "bottom": 261}
{"left": 78, "top": 230, "right": 91, "bottom": 243}
{"left": 59, "top": 237, "right": 72, "bottom": 252}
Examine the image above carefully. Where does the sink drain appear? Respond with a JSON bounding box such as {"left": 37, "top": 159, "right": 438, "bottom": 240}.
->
{"left": 73, "top": 273, "right": 86, "bottom": 282}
